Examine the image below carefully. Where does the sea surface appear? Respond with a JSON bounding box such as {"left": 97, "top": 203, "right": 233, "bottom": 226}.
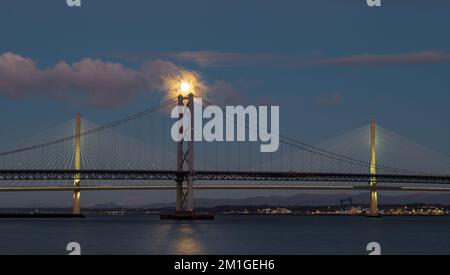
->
{"left": 0, "top": 215, "right": 449, "bottom": 255}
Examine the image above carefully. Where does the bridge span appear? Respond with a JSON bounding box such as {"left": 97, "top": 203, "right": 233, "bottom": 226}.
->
{"left": 0, "top": 184, "right": 450, "bottom": 192}
{"left": 1, "top": 170, "right": 450, "bottom": 185}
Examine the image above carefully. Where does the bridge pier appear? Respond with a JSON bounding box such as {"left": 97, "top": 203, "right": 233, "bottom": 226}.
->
{"left": 367, "top": 119, "right": 380, "bottom": 217}
{"left": 72, "top": 113, "right": 81, "bottom": 215}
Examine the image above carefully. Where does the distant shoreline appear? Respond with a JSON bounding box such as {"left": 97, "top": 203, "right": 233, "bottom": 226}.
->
{"left": 217, "top": 213, "right": 449, "bottom": 217}
{"left": 0, "top": 203, "right": 448, "bottom": 217}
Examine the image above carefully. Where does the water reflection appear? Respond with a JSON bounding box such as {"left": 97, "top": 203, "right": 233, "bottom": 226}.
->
{"left": 170, "top": 223, "right": 203, "bottom": 254}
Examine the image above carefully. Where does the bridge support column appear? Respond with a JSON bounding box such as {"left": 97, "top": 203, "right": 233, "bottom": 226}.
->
{"left": 176, "top": 181, "right": 183, "bottom": 211}
{"left": 72, "top": 113, "right": 81, "bottom": 215}
{"left": 161, "top": 93, "right": 213, "bottom": 220}
{"left": 173, "top": 94, "right": 195, "bottom": 213}
{"left": 367, "top": 119, "right": 379, "bottom": 217}
{"left": 176, "top": 95, "right": 184, "bottom": 212}
{"left": 186, "top": 93, "right": 194, "bottom": 212}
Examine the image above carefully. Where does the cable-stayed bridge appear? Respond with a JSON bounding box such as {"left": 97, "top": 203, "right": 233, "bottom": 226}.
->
{"left": 1, "top": 94, "right": 450, "bottom": 217}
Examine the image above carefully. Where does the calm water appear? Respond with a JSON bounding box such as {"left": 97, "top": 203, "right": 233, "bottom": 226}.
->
{"left": 0, "top": 215, "right": 449, "bottom": 255}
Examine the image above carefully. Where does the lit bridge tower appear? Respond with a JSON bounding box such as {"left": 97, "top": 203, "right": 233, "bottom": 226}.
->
{"left": 367, "top": 119, "right": 379, "bottom": 217}
{"left": 73, "top": 113, "right": 81, "bottom": 215}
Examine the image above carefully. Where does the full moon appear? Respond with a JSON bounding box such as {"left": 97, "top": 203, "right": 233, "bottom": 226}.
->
{"left": 180, "top": 82, "right": 191, "bottom": 92}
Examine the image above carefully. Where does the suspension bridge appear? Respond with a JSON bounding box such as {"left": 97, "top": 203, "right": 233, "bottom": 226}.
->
{"left": 1, "top": 93, "right": 450, "bottom": 217}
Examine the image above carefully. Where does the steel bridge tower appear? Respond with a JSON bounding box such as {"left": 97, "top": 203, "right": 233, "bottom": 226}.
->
{"left": 367, "top": 119, "right": 379, "bottom": 217}
{"left": 175, "top": 94, "right": 194, "bottom": 212}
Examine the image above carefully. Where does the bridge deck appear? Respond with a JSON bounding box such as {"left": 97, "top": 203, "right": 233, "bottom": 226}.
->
{"left": 0, "top": 185, "right": 449, "bottom": 192}
{"left": 0, "top": 170, "right": 449, "bottom": 192}
{"left": 0, "top": 170, "right": 449, "bottom": 184}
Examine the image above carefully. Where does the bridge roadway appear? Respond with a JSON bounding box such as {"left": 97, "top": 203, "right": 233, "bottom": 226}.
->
{"left": 0, "top": 170, "right": 449, "bottom": 192}
{"left": 0, "top": 185, "right": 449, "bottom": 192}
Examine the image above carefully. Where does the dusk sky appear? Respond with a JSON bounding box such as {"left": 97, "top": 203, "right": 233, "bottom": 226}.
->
{"left": 0, "top": 0, "right": 449, "bottom": 206}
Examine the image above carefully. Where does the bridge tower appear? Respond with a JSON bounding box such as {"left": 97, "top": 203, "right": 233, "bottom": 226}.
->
{"left": 175, "top": 93, "right": 194, "bottom": 213}
{"left": 72, "top": 113, "right": 81, "bottom": 215}
{"left": 367, "top": 119, "right": 379, "bottom": 217}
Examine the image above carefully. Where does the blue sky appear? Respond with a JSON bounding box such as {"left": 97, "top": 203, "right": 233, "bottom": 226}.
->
{"left": 0, "top": 0, "right": 449, "bottom": 206}
{"left": 1, "top": 0, "right": 450, "bottom": 149}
